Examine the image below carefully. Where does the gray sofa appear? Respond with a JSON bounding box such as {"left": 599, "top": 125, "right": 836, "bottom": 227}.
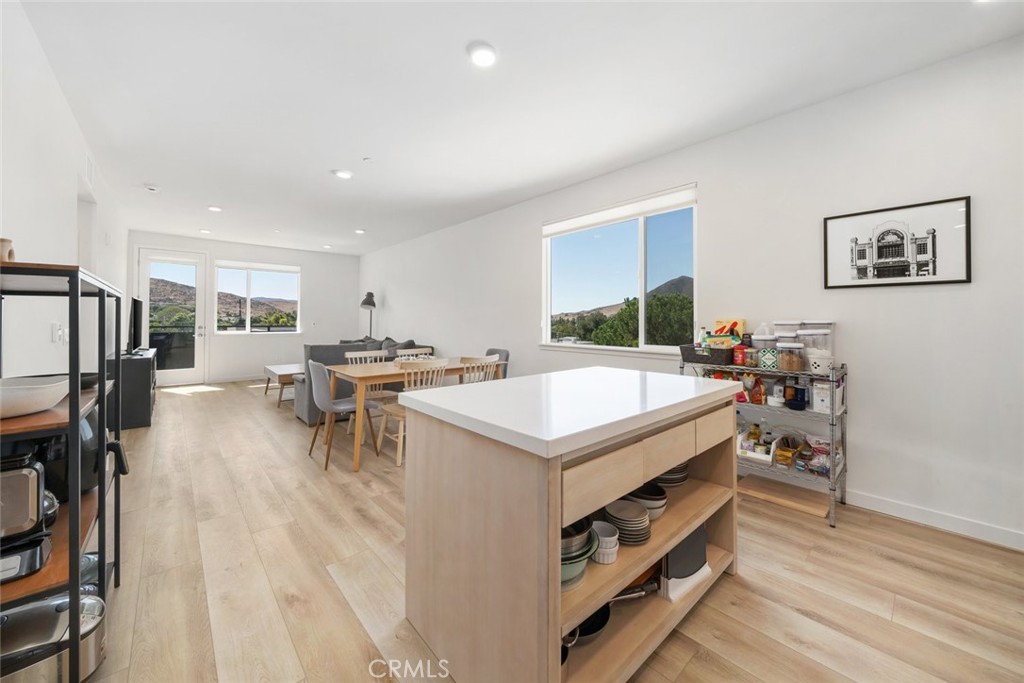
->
{"left": 293, "top": 338, "right": 434, "bottom": 425}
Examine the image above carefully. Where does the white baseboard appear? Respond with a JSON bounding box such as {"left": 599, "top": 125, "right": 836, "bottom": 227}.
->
{"left": 846, "top": 489, "right": 1024, "bottom": 551}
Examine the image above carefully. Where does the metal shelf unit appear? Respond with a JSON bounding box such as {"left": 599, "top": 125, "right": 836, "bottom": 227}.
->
{"left": 681, "top": 360, "right": 848, "bottom": 526}
{"left": 0, "top": 262, "right": 125, "bottom": 682}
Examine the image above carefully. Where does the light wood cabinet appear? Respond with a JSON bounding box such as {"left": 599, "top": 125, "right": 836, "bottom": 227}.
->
{"left": 406, "top": 398, "right": 737, "bottom": 683}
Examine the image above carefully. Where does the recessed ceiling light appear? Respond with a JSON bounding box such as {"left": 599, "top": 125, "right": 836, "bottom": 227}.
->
{"left": 331, "top": 169, "right": 353, "bottom": 179}
{"left": 467, "top": 41, "right": 497, "bottom": 68}
{"left": 144, "top": 184, "right": 160, "bottom": 193}
{"left": 199, "top": 229, "right": 212, "bottom": 234}
{"left": 354, "top": 229, "right": 366, "bottom": 235}
{"left": 207, "top": 205, "right": 222, "bottom": 212}
{"left": 274, "top": 229, "right": 281, "bottom": 233}
{"left": 322, "top": 245, "right": 332, "bottom": 249}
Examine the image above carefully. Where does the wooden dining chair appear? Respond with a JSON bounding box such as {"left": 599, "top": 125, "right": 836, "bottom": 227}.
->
{"left": 344, "top": 349, "right": 396, "bottom": 444}
{"left": 459, "top": 354, "right": 500, "bottom": 384}
{"left": 306, "top": 360, "right": 380, "bottom": 470}
{"left": 377, "top": 358, "right": 448, "bottom": 466}
{"left": 394, "top": 347, "right": 434, "bottom": 358}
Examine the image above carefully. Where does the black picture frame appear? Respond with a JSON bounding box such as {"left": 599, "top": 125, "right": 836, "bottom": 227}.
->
{"left": 823, "top": 196, "right": 971, "bottom": 290}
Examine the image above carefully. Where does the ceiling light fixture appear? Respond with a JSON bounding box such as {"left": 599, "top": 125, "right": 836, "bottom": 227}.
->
{"left": 199, "top": 229, "right": 212, "bottom": 234}
{"left": 322, "top": 245, "right": 332, "bottom": 249}
{"left": 207, "top": 205, "right": 222, "bottom": 212}
{"left": 331, "top": 169, "right": 353, "bottom": 179}
{"left": 467, "top": 41, "right": 497, "bottom": 68}
{"left": 144, "top": 184, "right": 160, "bottom": 193}
{"left": 354, "top": 229, "right": 366, "bottom": 235}
{"left": 274, "top": 229, "right": 281, "bottom": 233}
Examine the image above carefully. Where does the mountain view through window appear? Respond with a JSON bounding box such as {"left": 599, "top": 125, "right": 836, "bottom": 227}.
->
{"left": 549, "top": 206, "right": 694, "bottom": 348}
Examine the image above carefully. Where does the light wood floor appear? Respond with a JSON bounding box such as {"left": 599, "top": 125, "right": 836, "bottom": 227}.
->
{"left": 90, "top": 381, "right": 1024, "bottom": 683}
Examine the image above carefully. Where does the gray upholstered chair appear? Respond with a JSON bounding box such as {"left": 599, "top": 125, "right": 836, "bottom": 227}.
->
{"left": 307, "top": 360, "right": 381, "bottom": 470}
{"left": 485, "top": 348, "right": 510, "bottom": 377}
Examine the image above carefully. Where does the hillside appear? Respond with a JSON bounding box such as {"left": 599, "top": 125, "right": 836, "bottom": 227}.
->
{"left": 149, "top": 278, "right": 297, "bottom": 317}
{"left": 553, "top": 275, "right": 693, "bottom": 320}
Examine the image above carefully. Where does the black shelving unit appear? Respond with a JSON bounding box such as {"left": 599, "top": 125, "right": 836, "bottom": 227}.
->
{"left": 0, "top": 262, "right": 125, "bottom": 681}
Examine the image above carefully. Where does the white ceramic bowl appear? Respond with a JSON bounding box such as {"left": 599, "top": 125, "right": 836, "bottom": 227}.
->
{"left": 592, "top": 546, "right": 618, "bottom": 565}
{"left": 648, "top": 505, "right": 667, "bottom": 521}
{"left": 591, "top": 521, "right": 619, "bottom": 549}
{"left": 0, "top": 376, "right": 70, "bottom": 418}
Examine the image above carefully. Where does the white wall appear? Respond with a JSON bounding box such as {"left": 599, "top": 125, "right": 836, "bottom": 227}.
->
{"left": 128, "top": 231, "right": 360, "bottom": 383}
{"left": 1, "top": 1, "right": 130, "bottom": 377}
{"left": 360, "top": 38, "right": 1024, "bottom": 548}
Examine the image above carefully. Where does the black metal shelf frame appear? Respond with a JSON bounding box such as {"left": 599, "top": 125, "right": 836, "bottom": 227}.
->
{"left": 0, "top": 263, "right": 124, "bottom": 682}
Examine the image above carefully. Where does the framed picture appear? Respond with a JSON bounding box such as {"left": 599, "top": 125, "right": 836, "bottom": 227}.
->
{"left": 823, "top": 196, "right": 971, "bottom": 289}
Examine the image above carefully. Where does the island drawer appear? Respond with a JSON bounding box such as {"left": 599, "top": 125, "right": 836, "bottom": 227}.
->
{"left": 562, "top": 442, "right": 643, "bottom": 525}
{"left": 642, "top": 421, "right": 696, "bottom": 481}
{"left": 695, "top": 405, "right": 734, "bottom": 453}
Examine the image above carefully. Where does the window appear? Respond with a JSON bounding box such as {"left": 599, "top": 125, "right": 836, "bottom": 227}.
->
{"left": 216, "top": 264, "right": 300, "bottom": 333}
{"left": 878, "top": 243, "right": 905, "bottom": 259}
{"left": 916, "top": 242, "right": 928, "bottom": 255}
{"left": 544, "top": 186, "right": 695, "bottom": 350}
{"left": 857, "top": 248, "right": 867, "bottom": 260}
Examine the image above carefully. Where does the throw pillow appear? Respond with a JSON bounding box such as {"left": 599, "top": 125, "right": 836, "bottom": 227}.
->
{"left": 382, "top": 337, "right": 398, "bottom": 351}
{"left": 395, "top": 339, "right": 417, "bottom": 350}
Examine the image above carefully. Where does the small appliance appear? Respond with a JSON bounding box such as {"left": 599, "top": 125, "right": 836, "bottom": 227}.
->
{"left": 0, "top": 443, "right": 51, "bottom": 584}
{"left": 33, "top": 407, "right": 105, "bottom": 503}
{"left": 0, "top": 594, "right": 107, "bottom": 682}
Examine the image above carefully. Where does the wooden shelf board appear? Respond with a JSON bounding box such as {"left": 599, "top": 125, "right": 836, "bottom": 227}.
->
{"left": 738, "top": 474, "right": 829, "bottom": 518}
{"left": 0, "top": 465, "right": 113, "bottom": 606}
{"left": 0, "top": 380, "right": 113, "bottom": 437}
{"left": 564, "top": 544, "right": 733, "bottom": 683}
{"left": 560, "top": 478, "right": 733, "bottom": 636}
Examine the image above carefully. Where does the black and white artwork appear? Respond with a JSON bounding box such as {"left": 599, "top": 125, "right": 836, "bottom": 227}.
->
{"left": 823, "top": 196, "right": 971, "bottom": 289}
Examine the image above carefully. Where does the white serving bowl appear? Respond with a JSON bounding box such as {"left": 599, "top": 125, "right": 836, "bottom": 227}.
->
{"left": 648, "top": 505, "right": 667, "bottom": 521}
{"left": 0, "top": 376, "right": 70, "bottom": 418}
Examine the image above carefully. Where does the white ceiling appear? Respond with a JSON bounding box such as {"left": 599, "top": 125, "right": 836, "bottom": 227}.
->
{"left": 23, "top": 1, "right": 1024, "bottom": 255}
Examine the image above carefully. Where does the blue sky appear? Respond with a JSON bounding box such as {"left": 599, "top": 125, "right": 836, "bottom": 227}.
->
{"left": 150, "top": 262, "right": 297, "bottom": 301}
{"left": 550, "top": 207, "right": 693, "bottom": 313}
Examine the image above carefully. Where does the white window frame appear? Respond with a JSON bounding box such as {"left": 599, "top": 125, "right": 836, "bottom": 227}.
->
{"left": 213, "top": 260, "right": 302, "bottom": 335}
{"left": 540, "top": 184, "right": 697, "bottom": 356}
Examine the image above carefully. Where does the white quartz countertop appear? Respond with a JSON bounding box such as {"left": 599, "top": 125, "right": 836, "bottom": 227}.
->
{"left": 398, "top": 366, "right": 739, "bottom": 458}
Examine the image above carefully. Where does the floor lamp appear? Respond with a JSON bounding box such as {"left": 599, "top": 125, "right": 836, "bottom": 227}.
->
{"left": 360, "top": 292, "right": 376, "bottom": 338}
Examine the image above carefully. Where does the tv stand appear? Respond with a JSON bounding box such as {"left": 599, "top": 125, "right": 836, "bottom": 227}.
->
{"left": 118, "top": 349, "right": 156, "bottom": 428}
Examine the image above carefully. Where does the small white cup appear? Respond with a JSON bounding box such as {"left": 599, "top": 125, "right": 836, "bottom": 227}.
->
{"left": 592, "top": 545, "right": 619, "bottom": 565}
{"left": 591, "top": 521, "right": 619, "bottom": 549}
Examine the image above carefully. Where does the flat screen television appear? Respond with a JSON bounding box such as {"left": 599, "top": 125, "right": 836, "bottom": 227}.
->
{"left": 127, "top": 297, "right": 144, "bottom": 353}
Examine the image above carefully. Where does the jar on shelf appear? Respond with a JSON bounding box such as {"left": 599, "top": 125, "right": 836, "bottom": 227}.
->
{"left": 777, "top": 342, "right": 806, "bottom": 372}
{"left": 751, "top": 334, "right": 778, "bottom": 370}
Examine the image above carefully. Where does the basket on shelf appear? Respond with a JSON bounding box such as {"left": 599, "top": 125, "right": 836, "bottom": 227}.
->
{"left": 679, "top": 345, "right": 733, "bottom": 365}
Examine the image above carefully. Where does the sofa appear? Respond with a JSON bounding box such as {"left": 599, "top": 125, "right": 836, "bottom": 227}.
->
{"left": 292, "top": 337, "right": 434, "bottom": 426}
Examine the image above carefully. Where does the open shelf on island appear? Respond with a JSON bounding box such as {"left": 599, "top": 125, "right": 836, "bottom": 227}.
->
{"left": 564, "top": 543, "right": 733, "bottom": 683}
{"left": 560, "top": 478, "right": 732, "bottom": 635}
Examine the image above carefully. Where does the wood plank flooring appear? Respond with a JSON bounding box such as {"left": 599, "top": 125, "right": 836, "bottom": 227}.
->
{"left": 90, "top": 381, "right": 1023, "bottom": 683}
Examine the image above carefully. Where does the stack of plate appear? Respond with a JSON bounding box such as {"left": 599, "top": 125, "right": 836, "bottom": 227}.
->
{"left": 604, "top": 500, "right": 651, "bottom": 545}
{"left": 656, "top": 461, "right": 689, "bottom": 487}
{"left": 625, "top": 482, "right": 668, "bottom": 521}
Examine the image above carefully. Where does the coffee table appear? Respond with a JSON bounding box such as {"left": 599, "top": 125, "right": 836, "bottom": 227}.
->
{"left": 263, "top": 363, "right": 304, "bottom": 408}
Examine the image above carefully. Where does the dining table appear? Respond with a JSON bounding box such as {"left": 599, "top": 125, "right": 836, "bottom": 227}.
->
{"left": 325, "top": 358, "right": 506, "bottom": 471}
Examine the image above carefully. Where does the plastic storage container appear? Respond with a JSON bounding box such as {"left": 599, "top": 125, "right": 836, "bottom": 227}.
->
{"left": 777, "top": 342, "right": 806, "bottom": 372}
{"left": 773, "top": 321, "right": 801, "bottom": 336}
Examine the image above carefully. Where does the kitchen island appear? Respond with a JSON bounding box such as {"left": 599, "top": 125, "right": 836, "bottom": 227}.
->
{"left": 400, "top": 366, "right": 740, "bottom": 683}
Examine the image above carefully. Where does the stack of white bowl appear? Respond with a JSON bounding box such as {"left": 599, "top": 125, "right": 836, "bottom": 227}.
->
{"left": 591, "top": 521, "right": 619, "bottom": 564}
